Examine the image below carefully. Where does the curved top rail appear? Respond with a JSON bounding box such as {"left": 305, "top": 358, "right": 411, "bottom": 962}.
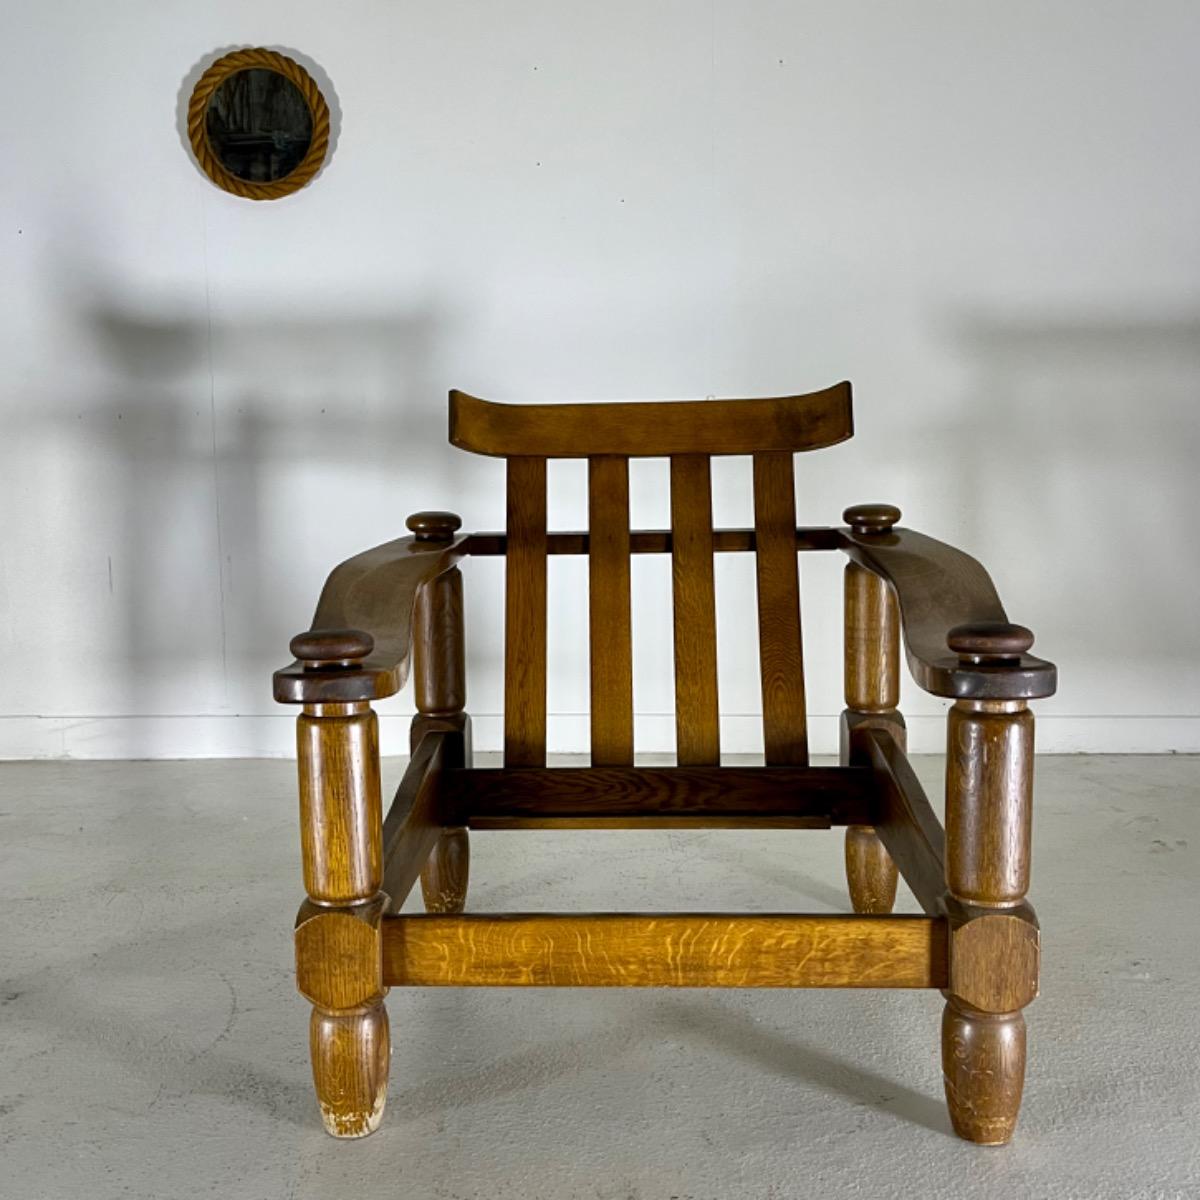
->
{"left": 449, "top": 383, "right": 853, "bottom": 458}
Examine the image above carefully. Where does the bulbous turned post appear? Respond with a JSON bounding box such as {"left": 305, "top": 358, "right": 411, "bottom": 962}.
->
{"left": 941, "top": 621, "right": 1040, "bottom": 1145}
{"left": 840, "top": 504, "right": 902, "bottom": 914}
{"left": 290, "top": 628, "right": 390, "bottom": 1138}
{"left": 407, "top": 511, "right": 472, "bottom": 914}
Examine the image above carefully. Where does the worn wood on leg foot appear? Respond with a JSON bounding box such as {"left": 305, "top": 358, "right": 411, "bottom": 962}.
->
{"left": 310, "top": 1002, "right": 391, "bottom": 1138}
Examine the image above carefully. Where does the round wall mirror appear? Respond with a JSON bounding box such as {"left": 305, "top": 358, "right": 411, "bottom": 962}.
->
{"left": 187, "top": 49, "right": 330, "bottom": 200}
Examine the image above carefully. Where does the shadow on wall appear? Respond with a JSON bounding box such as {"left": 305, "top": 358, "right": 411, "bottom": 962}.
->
{"left": 53, "top": 277, "right": 475, "bottom": 736}
{"left": 937, "top": 313, "right": 1200, "bottom": 698}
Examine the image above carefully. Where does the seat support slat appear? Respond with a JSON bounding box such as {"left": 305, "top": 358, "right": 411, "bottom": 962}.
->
{"left": 670, "top": 455, "right": 720, "bottom": 764}
{"left": 383, "top": 912, "right": 947, "bottom": 988}
{"left": 504, "top": 457, "right": 548, "bottom": 766}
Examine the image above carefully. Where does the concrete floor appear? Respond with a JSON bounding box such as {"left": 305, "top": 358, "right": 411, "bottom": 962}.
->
{"left": 1, "top": 755, "right": 1198, "bottom": 1200}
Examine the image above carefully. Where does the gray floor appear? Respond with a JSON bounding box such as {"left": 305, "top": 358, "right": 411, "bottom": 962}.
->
{"left": 1, "top": 755, "right": 1198, "bottom": 1200}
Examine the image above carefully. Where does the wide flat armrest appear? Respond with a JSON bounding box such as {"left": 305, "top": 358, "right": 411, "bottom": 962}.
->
{"left": 838, "top": 524, "right": 1057, "bottom": 701}
{"left": 273, "top": 526, "right": 469, "bottom": 704}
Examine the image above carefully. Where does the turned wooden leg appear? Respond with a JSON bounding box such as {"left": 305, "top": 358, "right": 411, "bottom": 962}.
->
{"left": 839, "top": 530, "right": 901, "bottom": 913}
{"left": 289, "top": 633, "right": 390, "bottom": 1139}
{"left": 409, "top": 529, "right": 472, "bottom": 914}
{"left": 941, "top": 622, "right": 1040, "bottom": 1145}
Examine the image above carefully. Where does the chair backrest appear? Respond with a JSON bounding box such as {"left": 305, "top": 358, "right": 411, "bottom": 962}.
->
{"left": 449, "top": 383, "right": 854, "bottom": 769}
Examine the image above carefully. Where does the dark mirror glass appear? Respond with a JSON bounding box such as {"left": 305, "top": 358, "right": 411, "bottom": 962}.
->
{"left": 205, "top": 68, "right": 313, "bottom": 183}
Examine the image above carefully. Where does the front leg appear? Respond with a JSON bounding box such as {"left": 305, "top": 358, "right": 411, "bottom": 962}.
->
{"left": 291, "top": 630, "right": 390, "bottom": 1138}
{"left": 940, "top": 623, "right": 1041, "bottom": 1144}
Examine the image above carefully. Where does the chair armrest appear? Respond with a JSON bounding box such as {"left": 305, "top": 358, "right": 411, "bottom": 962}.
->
{"left": 838, "top": 508, "right": 1057, "bottom": 701}
{"left": 273, "top": 514, "right": 470, "bottom": 704}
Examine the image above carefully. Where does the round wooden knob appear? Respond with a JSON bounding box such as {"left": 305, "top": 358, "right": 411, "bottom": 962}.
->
{"left": 947, "top": 621, "right": 1034, "bottom": 662}
{"left": 406, "top": 511, "right": 462, "bottom": 541}
{"left": 290, "top": 628, "right": 375, "bottom": 666}
{"left": 844, "top": 503, "right": 901, "bottom": 535}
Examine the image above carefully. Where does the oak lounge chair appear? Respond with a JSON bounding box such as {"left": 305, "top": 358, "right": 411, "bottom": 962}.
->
{"left": 273, "top": 382, "right": 1056, "bottom": 1142}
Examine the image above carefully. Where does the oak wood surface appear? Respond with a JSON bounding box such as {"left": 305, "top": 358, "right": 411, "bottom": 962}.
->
{"left": 941, "top": 697, "right": 1037, "bottom": 1143}
{"left": 841, "top": 558, "right": 901, "bottom": 914}
{"left": 504, "top": 457, "right": 548, "bottom": 766}
{"left": 419, "top": 827, "right": 470, "bottom": 914}
{"left": 942, "top": 1003, "right": 1026, "bottom": 1145}
{"left": 670, "top": 455, "right": 720, "bottom": 765}
{"left": 296, "top": 704, "right": 383, "bottom": 904}
{"left": 945, "top": 701, "right": 1034, "bottom": 906}
{"left": 838, "top": 527, "right": 1056, "bottom": 700}
{"left": 274, "top": 533, "right": 469, "bottom": 703}
{"left": 752, "top": 452, "right": 808, "bottom": 765}
{"left": 445, "top": 765, "right": 873, "bottom": 828}
{"left": 588, "top": 456, "right": 634, "bottom": 764}
{"left": 383, "top": 913, "right": 947, "bottom": 989}
{"left": 450, "top": 383, "right": 853, "bottom": 458}
{"left": 310, "top": 1004, "right": 389, "bottom": 1139}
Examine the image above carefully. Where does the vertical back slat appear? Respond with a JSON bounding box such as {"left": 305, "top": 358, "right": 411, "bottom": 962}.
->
{"left": 752, "top": 451, "right": 808, "bottom": 765}
{"left": 588, "top": 456, "right": 634, "bottom": 765}
{"left": 504, "top": 457, "right": 548, "bottom": 766}
{"left": 670, "top": 455, "right": 720, "bottom": 765}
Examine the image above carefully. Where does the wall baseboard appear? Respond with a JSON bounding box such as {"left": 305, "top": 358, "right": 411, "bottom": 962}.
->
{"left": 0, "top": 713, "right": 1197, "bottom": 760}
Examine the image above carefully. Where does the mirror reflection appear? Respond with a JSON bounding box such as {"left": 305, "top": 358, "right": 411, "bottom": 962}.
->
{"left": 205, "top": 68, "right": 313, "bottom": 183}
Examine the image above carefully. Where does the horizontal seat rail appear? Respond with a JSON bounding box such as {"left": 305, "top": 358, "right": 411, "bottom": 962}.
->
{"left": 441, "top": 765, "right": 874, "bottom": 829}
{"left": 463, "top": 527, "right": 841, "bottom": 556}
{"left": 382, "top": 913, "right": 948, "bottom": 988}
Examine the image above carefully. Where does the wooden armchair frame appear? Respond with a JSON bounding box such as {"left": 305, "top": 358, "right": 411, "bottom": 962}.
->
{"left": 273, "top": 382, "right": 1056, "bottom": 1142}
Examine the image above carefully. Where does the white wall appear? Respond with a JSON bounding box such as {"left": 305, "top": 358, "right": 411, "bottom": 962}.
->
{"left": 2, "top": 1, "right": 1198, "bottom": 759}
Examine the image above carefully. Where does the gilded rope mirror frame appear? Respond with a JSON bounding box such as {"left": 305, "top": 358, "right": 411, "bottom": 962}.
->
{"left": 187, "top": 48, "right": 330, "bottom": 201}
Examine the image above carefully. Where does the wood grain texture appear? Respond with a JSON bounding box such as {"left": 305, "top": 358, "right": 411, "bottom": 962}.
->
{"left": 449, "top": 383, "right": 853, "bottom": 457}
{"left": 844, "top": 562, "right": 899, "bottom": 711}
{"left": 504, "top": 457, "right": 548, "bottom": 766}
{"left": 844, "top": 826, "right": 899, "bottom": 915}
{"left": 465, "top": 527, "right": 842, "bottom": 556}
{"left": 446, "top": 765, "right": 873, "bottom": 829}
{"left": 752, "top": 452, "right": 808, "bottom": 765}
{"left": 274, "top": 533, "right": 470, "bottom": 703}
{"left": 588, "top": 456, "right": 634, "bottom": 764}
{"left": 296, "top": 704, "right": 383, "bottom": 904}
{"left": 381, "top": 731, "right": 449, "bottom": 911}
{"left": 942, "top": 1002, "right": 1026, "bottom": 1145}
{"left": 412, "top": 567, "right": 466, "bottom": 719}
{"left": 310, "top": 1004, "right": 390, "bottom": 1139}
{"left": 841, "top": 560, "right": 900, "bottom": 914}
{"left": 383, "top": 913, "right": 947, "bottom": 989}
{"left": 670, "top": 455, "right": 719, "bottom": 765}
{"left": 838, "top": 527, "right": 1056, "bottom": 700}
{"left": 295, "top": 897, "right": 386, "bottom": 1011}
{"left": 862, "top": 729, "right": 946, "bottom": 917}
{"left": 419, "top": 827, "right": 470, "bottom": 914}
{"left": 942, "top": 698, "right": 1037, "bottom": 1144}
{"left": 945, "top": 701, "right": 1034, "bottom": 906}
